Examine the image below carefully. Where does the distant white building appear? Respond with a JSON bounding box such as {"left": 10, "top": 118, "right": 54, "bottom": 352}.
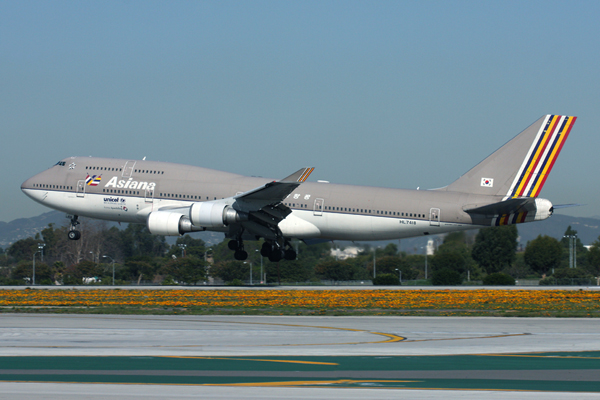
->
{"left": 330, "top": 246, "right": 363, "bottom": 260}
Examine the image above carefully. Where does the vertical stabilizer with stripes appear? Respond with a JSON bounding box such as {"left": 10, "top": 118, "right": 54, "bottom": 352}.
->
{"left": 445, "top": 115, "right": 576, "bottom": 197}
{"left": 504, "top": 115, "right": 576, "bottom": 199}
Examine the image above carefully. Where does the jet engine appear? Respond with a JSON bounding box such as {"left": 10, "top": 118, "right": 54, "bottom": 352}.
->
{"left": 189, "top": 201, "right": 247, "bottom": 228}
{"left": 147, "top": 211, "right": 197, "bottom": 236}
{"left": 147, "top": 201, "right": 249, "bottom": 236}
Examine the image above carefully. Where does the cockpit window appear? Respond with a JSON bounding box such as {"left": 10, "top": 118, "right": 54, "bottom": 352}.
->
{"left": 55, "top": 161, "right": 66, "bottom": 166}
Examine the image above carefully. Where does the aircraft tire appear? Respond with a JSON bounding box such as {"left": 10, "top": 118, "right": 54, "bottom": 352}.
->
{"left": 268, "top": 251, "right": 282, "bottom": 263}
{"left": 284, "top": 249, "right": 296, "bottom": 261}
{"left": 68, "top": 230, "right": 81, "bottom": 241}
{"left": 260, "top": 242, "right": 271, "bottom": 257}
{"left": 234, "top": 250, "right": 248, "bottom": 261}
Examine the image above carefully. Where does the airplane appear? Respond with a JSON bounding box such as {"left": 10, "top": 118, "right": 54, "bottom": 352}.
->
{"left": 21, "top": 115, "right": 576, "bottom": 262}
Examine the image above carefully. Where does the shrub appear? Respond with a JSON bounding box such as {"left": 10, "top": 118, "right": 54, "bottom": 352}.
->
{"left": 431, "top": 268, "right": 462, "bottom": 286}
{"left": 0, "top": 276, "right": 20, "bottom": 285}
{"left": 161, "top": 276, "right": 178, "bottom": 286}
{"left": 373, "top": 273, "right": 400, "bottom": 285}
{"left": 538, "top": 277, "right": 554, "bottom": 286}
{"left": 539, "top": 268, "right": 593, "bottom": 286}
{"left": 482, "top": 273, "right": 515, "bottom": 286}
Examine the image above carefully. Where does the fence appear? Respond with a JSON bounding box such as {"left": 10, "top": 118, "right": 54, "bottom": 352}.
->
{"left": 539, "top": 278, "right": 598, "bottom": 286}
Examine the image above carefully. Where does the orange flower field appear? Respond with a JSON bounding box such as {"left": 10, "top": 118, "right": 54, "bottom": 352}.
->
{"left": 1, "top": 289, "right": 599, "bottom": 316}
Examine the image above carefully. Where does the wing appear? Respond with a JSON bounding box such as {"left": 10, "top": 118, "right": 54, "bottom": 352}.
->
{"left": 234, "top": 167, "right": 314, "bottom": 202}
{"left": 231, "top": 167, "right": 315, "bottom": 238}
{"left": 147, "top": 167, "right": 315, "bottom": 240}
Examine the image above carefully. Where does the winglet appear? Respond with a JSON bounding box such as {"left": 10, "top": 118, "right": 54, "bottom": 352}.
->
{"left": 281, "top": 167, "right": 315, "bottom": 183}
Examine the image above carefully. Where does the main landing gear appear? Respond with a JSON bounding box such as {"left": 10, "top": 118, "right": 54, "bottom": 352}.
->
{"left": 228, "top": 238, "right": 297, "bottom": 262}
{"left": 261, "top": 241, "right": 296, "bottom": 262}
{"left": 228, "top": 239, "right": 248, "bottom": 261}
{"left": 67, "top": 215, "right": 81, "bottom": 240}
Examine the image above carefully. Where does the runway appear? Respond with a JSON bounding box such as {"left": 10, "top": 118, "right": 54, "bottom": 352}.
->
{"left": 1, "top": 314, "right": 599, "bottom": 399}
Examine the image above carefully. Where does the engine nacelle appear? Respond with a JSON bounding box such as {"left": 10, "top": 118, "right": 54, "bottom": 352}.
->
{"left": 147, "top": 211, "right": 196, "bottom": 236}
{"left": 189, "top": 201, "right": 247, "bottom": 228}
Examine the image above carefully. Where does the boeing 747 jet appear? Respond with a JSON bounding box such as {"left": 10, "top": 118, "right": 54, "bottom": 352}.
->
{"left": 22, "top": 115, "right": 576, "bottom": 262}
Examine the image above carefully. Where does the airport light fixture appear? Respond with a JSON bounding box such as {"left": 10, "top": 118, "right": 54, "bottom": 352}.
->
{"left": 370, "top": 246, "right": 381, "bottom": 279}
{"left": 204, "top": 248, "right": 212, "bottom": 263}
{"left": 178, "top": 244, "right": 187, "bottom": 258}
{"left": 244, "top": 261, "right": 253, "bottom": 285}
{"left": 420, "top": 245, "right": 428, "bottom": 280}
{"left": 563, "top": 234, "right": 577, "bottom": 269}
{"left": 38, "top": 243, "right": 45, "bottom": 262}
{"left": 203, "top": 248, "right": 212, "bottom": 284}
{"left": 31, "top": 243, "right": 46, "bottom": 286}
{"left": 255, "top": 249, "right": 264, "bottom": 284}
{"left": 103, "top": 255, "right": 115, "bottom": 286}
{"left": 32, "top": 251, "right": 39, "bottom": 286}
{"left": 372, "top": 248, "right": 376, "bottom": 279}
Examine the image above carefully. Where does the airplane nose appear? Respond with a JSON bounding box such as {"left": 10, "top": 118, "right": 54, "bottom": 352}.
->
{"left": 21, "top": 177, "right": 33, "bottom": 192}
{"left": 21, "top": 177, "right": 35, "bottom": 199}
{"left": 21, "top": 172, "right": 44, "bottom": 200}
{"left": 21, "top": 174, "right": 49, "bottom": 204}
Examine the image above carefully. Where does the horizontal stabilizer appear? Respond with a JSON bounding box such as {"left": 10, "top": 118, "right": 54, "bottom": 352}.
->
{"left": 464, "top": 198, "right": 536, "bottom": 216}
{"left": 465, "top": 197, "right": 554, "bottom": 226}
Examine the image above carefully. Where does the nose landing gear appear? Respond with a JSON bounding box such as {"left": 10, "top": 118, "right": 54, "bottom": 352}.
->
{"left": 67, "top": 215, "right": 81, "bottom": 240}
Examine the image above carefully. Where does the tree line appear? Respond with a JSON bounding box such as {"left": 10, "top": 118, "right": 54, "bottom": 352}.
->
{"left": 1, "top": 219, "right": 599, "bottom": 286}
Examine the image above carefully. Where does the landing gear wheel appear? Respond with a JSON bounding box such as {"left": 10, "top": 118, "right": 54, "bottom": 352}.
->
{"left": 268, "top": 250, "right": 283, "bottom": 263}
{"left": 67, "top": 215, "right": 81, "bottom": 240}
{"left": 284, "top": 248, "right": 297, "bottom": 261}
{"left": 228, "top": 240, "right": 239, "bottom": 250}
{"left": 261, "top": 242, "right": 272, "bottom": 257}
{"left": 234, "top": 250, "right": 248, "bottom": 260}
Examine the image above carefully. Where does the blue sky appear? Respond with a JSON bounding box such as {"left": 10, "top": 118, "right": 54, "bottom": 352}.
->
{"left": 1, "top": 0, "right": 599, "bottom": 222}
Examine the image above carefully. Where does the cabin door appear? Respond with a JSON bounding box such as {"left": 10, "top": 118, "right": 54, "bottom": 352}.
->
{"left": 429, "top": 208, "right": 440, "bottom": 226}
{"left": 76, "top": 180, "right": 86, "bottom": 198}
{"left": 145, "top": 186, "right": 154, "bottom": 204}
{"left": 313, "top": 198, "right": 324, "bottom": 216}
{"left": 122, "top": 161, "right": 136, "bottom": 178}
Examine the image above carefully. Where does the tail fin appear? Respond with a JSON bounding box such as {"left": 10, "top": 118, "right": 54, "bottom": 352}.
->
{"left": 445, "top": 115, "right": 576, "bottom": 198}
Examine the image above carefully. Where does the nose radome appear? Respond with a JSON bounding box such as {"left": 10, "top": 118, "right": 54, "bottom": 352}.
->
{"left": 21, "top": 177, "right": 34, "bottom": 191}
{"left": 21, "top": 170, "right": 45, "bottom": 195}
